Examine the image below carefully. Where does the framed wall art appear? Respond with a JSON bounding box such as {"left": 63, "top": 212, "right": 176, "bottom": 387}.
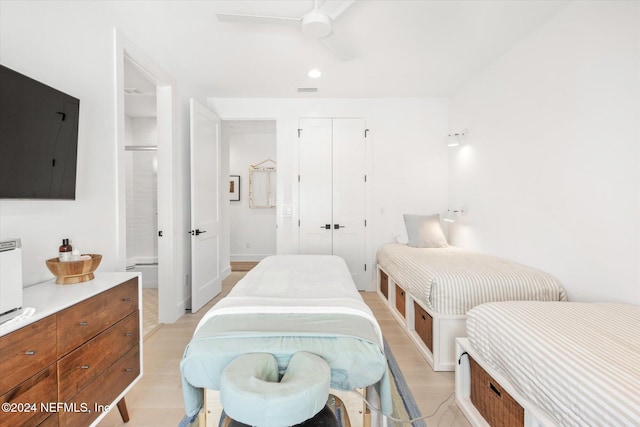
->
{"left": 229, "top": 175, "right": 240, "bottom": 201}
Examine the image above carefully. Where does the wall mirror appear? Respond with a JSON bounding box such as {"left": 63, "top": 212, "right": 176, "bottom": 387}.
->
{"left": 249, "top": 159, "right": 276, "bottom": 208}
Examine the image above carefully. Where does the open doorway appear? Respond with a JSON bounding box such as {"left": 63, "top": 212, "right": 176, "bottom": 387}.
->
{"left": 223, "top": 120, "right": 277, "bottom": 270}
{"left": 116, "top": 30, "right": 182, "bottom": 326}
{"left": 123, "top": 58, "right": 160, "bottom": 335}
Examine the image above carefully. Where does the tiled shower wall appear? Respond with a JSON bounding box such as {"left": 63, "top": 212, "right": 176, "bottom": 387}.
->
{"left": 125, "top": 116, "right": 158, "bottom": 265}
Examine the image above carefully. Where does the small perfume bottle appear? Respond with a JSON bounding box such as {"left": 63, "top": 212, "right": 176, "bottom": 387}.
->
{"left": 59, "top": 239, "right": 73, "bottom": 262}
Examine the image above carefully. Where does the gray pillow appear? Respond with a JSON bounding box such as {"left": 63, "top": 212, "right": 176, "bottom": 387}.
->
{"left": 403, "top": 214, "right": 448, "bottom": 248}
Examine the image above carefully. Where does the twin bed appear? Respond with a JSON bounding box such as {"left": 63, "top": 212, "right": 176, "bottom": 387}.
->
{"left": 376, "top": 243, "right": 567, "bottom": 371}
{"left": 456, "top": 301, "right": 640, "bottom": 426}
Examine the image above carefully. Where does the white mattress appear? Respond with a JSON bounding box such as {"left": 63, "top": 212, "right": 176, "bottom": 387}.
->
{"left": 181, "top": 255, "right": 392, "bottom": 420}
{"left": 197, "top": 254, "right": 382, "bottom": 344}
{"left": 376, "top": 243, "right": 567, "bottom": 314}
{"left": 467, "top": 302, "right": 640, "bottom": 426}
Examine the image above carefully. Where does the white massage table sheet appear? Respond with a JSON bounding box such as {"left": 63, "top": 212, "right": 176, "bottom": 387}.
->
{"left": 467, "top": 301, "right": 640, "bottom": 426}
{"left": 181, "top": 255, "right": 390, "bottom": 419}
{"left": 376, "top": 243, "right": 567, "bottom": 315}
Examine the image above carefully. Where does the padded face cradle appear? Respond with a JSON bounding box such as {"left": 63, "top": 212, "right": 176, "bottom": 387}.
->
{"left": 220, "top": 352, "right": 331, "bottom": 427}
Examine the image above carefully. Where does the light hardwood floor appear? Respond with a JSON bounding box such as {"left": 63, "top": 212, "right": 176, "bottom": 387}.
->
{"left": 98, "top": 273, "right": 470, "bottom": 427}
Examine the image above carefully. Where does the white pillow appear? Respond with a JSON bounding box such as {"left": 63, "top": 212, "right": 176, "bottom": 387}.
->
{"left": 403, "top": 214, "right": 448, "bottom": 248}
{"left": 394, "top": 233, "right": 409, "bottom": 245}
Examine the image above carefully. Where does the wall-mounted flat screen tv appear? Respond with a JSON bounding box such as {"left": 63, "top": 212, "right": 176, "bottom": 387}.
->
{"left": 0, "top": 64, "right": 80, "bottom": 199}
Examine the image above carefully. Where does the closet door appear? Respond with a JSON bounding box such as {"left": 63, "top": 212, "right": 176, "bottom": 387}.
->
{"left": 332, "top": 119, "right": 366, "bottom": 289}
{"left": 298, "top": 118, "right": 333, "bottom": 255}
{"left": 298, "top": 118, "right": 366, "bottom": 290}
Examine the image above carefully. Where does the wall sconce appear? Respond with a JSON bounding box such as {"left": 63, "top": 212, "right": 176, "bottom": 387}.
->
{"left": 444, "top": 208, "right": 465, "bottom": 222}
{"left": 446, "top": 130, "right": 467, "bottom": 148}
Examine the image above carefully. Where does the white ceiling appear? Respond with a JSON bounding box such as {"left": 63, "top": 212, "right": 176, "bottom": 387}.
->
{"left": 115, "top": 0, "right": 570, "bottom": 99}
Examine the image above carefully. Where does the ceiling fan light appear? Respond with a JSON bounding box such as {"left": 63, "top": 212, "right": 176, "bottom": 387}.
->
{"left": 300, "top": 10, "right": 332, "bottom": 38}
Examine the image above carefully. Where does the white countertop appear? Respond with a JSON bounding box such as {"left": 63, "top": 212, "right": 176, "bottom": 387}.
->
{"left": 0, "top": 272, "right": 140, "bottom": 337}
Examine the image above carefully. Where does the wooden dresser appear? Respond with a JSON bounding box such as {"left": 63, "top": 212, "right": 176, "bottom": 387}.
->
{"left": 0, "top": 273, "right": 142, "bottom": 427}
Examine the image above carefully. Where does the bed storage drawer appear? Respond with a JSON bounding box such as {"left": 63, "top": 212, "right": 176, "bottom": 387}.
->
{"left": 470, "top": 356, "right": 524, "bottom": 427}
{"left": 395, "top": 286, "right": 406, "bottom": 317}
{"left": 413, "top": 302, "right": 433, "bottom": 352}
{"left": 379, "top": 270, "right": 389, "bottom": 299}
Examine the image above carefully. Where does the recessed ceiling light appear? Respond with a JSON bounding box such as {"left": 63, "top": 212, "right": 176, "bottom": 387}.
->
{"left": 308, "top": 69, "right": 322, "bottom": 79}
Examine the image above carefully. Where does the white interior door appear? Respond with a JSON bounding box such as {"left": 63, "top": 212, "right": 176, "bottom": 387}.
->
{"left": 190, "top": 99, "right": 221, "bottom": 313}
{"left": 332, "top": 119, "right": 366, "bottom": 289}
{"left": 299, "top": 118, "right": 333, "bottom": 254}
{"left": 298, "top": 118, "right": 367, "bottom": 290}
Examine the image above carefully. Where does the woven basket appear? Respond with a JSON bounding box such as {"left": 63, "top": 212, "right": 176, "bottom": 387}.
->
{"left": 470, "top": 356, "right": 524, "bottom": 427}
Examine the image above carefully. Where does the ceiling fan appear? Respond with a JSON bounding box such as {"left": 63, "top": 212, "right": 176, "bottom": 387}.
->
{"left": 216, "top": 0, "right": 356, "bottom": 61}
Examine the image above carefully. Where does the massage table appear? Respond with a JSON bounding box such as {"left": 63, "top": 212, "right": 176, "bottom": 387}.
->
{"left": 180, "top": 255, "right": 391, "bottom": 427}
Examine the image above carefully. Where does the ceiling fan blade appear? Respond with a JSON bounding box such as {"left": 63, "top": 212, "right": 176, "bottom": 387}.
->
{"left": 319, "top": 32, "right": 355, "bottom": 61}
{"left": 216, "top": 13, "right": 300, "bottom": 26}
{"left": 318, "top": 0, "right": 355, "bottom": 20}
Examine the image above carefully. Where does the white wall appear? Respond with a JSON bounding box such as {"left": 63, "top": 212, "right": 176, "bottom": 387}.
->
{"left": 209, "top": 98, "right": 449, "bottom": 290}
{"left": 448, "top": 1, "right": 640, "bottom": 303}
{"left": 0, "top": 2, "right": 199, "bottom": 311}
{"left": 0, "top": 2, "right": 123, "bottom": 286}
{"left": 224, "top": 121, "right": 277, "bottom": 261}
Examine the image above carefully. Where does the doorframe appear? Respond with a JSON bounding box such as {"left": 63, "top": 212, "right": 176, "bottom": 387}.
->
{"left": 222, "top": 118, "right": 279, "bottom": 265}
{"left": 115, "top": 29, "right": 182, "bottom": 323}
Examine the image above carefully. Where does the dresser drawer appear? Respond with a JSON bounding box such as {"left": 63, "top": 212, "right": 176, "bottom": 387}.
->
{"left": 58, "top": 311, "right": 139, "bottom": 402}
{"left": 37, "top": 414, "right": 58, "bottom": 427}
{"left": 0, "top": 315, "right": 57, "bottom": 395}
{"left": 0, "top": 364, "right": 57, "bottom": 427}
{"left": 59, "top": 345, "right": 140, "bottom": 427}
{"left": 57, "top": 278, "right": 138, "bottom": 357}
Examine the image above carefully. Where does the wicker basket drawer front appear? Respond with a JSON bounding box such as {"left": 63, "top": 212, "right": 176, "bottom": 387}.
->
{"left": 57, "top": 278, "right": 138, "bottom": 357}
{"left": 470, "top": 356, "right": 524, "bottom": 427}
{"left": 395, "top": 286, "right": 406, "bottom": 317}
{"left": 0, "top": 315, "right": 57, "bottom": 396}
{"left": 0, "top": 364, "right": 57, "bottom": 427}
{"left": 380, "top": 270, "right": 389, "bottom": 299}
{"left": 59, "top": 345, "right": 140, "bottom": 427}
{"left": 57, "top": 311, "right": 139, "bottom": 402}
{"left": 413, "top": 302, "right": 433, "bottom": 352}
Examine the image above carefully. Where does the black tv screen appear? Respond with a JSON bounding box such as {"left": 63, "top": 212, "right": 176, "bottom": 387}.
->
{"left": 0, "top": 64, "right": 79, "bottom": 199}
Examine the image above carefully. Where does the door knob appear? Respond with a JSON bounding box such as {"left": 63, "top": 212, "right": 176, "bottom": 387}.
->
{"left": 195, "top": 229, "right": 207, "bottom": 236}
{"left": 334, "top": 224, "right": 346, "bottom": 229}
{"left": 320, "top": 224, "right": 331, "bottom": 229}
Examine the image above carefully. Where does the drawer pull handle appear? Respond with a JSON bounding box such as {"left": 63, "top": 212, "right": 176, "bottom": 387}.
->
{"left": 489, "top": 382, "right": 502, "bottom": 398}
{"left": 125, "top": 332, "right": 134, "bottom": 337}
{"left": 122, "top": 297, "right": 132, "bottom": 302}
{"left": 125, "top": 368, "right": 133, "bottom": 372}
{"left": 421, "top": 315, "right": 426, "bottom": 320}
{"left": 79, "top": 321, "right": 88, "bottom": 326}
{"left": 25, "top": 351, "right": 36, "bottom": 355}
{"left": 81, "top": 365, "right": 90, "bottom": 369}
